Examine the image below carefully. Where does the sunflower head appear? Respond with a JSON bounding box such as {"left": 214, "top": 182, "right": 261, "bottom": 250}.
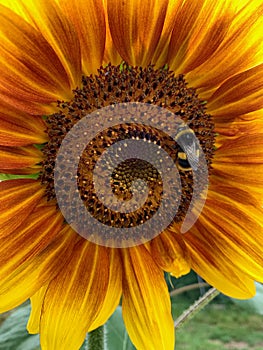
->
{"left": 0, "top": 0, "right": 262, "bottom": 350}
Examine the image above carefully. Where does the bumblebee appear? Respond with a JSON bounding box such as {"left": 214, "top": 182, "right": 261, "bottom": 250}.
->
{"left": 175, "top": 125, "right": 200, "bottom": 171}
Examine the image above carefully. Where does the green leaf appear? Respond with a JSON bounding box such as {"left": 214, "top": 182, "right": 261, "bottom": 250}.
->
{"left": 16, "top": 337, "right": 40, "bottom": 350}
{"left": 231, "top": 282, "right": 263, "bottom": 315}
{"left": 106, "top": 306, "right": 135, "bottom": 350}
{"left": 0, "top": 303, "right": 40, "bottom": 350}
{"left": 34, "top": 143, "right": 46, "bottom": 150}
{"left": 0, "top": 173, "right": 39, "bottom": 181}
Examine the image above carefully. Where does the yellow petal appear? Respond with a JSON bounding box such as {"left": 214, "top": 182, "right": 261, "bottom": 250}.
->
{"left": 151, "top": 229, "right": 191, "bottom": 277}
{"left": 0, "top": 5, "right": 73, "bottom": 115}
{"left": 28, "top": 285, "right": 48, "bottom": 334}
{"left": 185, "top": 231, "right": 256, "bottom": 299}
{"left": 0, "top": 102, "right": 47, "bottom": 146}
{"left": 185, "top": 185, "right": 263, "bottom": 298}
{"left": 0, "top": 0, "right": 31, "bottom": 21}
{"left": 89, "top": 248, "right": 122, "bottom": 331}
{"left": 122, "top": 245, "right": 175, "bottom": 350}
{"left": 59, "top": 0, "right": 106, "bottom": 75}
{"left": 40, "top": 241, "right": 110, "bottom": 350}
{"left": 0, "top": 179, "right": 44, "bottom": 238}
{"left": 107, "top": 0, "right": 169, "bottom": 66}
{"left": 0, "top": 224, "right": 78, "bottom": 312}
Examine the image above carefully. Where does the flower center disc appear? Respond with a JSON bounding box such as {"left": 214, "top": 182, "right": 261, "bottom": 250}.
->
{"left": 41, "top": 64, "right": 215, "bottom": 247}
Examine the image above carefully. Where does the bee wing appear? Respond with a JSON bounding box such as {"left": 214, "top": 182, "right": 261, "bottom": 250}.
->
{"left": 183, "top": 142, "right": 199, "bottom": 171}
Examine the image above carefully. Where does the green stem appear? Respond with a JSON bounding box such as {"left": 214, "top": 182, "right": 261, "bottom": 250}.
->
{"left": 170, "top": 282, "right": 209, "bottom": 297}
{"left": 86, "top": 325, "right": 107, "bottom": 350}
{"left": 174, "top": 287, "right": 220, "bottom": 330}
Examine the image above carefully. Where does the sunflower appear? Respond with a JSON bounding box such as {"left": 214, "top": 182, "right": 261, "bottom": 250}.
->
{"left": 0, "top": 0, "right": 263, "bottom": 349}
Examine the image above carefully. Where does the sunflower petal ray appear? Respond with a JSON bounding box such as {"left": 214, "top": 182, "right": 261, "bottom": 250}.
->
{"left": 102, "top": 0, "right": 122, "bottom": 66}
{"left": 150, "top": 0, "right": 184, "bottom": 67}
{"left": 107, "top": 0, "right": 169, "bottom": 66}
{"left": 212, "top": 132, "right": 263, "bottom": 197}
{"left": 168, "top": 0, "right": 233, "bottom": 74}
{"left": 27, "top": 285, "right": 49, "bottom": 334}
{"left": 59, "top": 0, "right": 106, "bottom": 75}
{"left": 151, "top": 229, "right": 191, "bottom": 277}
{"left": 0, "top": 203, "right": 63, "bottom": 279}
{"left": 40, "top": 242, "right": 110, "bottom": 350}
{"left": 0, "top": 225, "right": 78, "bottom": 312}
{"left": 0, "top": 5, "right": 73, "bottom": 114}
{"left": 185, "top": 233, "right": 256, "bottom": 299}
{"left": 208, "top": 64, "right": 263, "bottom": 116}
{"left": 0, "top": 179, "right": 44, "bottom": 238}
{"left": 196, "top": 192, "right": 263, "bottom": 281}
{"left": 122, "top": 245, "right": 175, "bottom": 350}
{"left": 0, "top": 145, "right": 43, "bottom": 173}
{"left": 167, "top": 0, "right": 205, "bottom": 70}
{"left": 186, "top": 1, "right": 263, "bottom": 93}
{"left": 0, "top": 106, "right": 47, "bottom": 146}
{"left": 89, "top": 249, "right": 122, "bottom": 331}
{"left": 0, "top": 0, "right": 30, "bottom": 21}
{"left": 13, "top": 0, "right": 82, "bottom": 90}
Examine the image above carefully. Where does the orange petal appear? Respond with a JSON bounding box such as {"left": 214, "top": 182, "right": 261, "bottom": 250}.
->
{"left": 40, "top": 241, "right": 110, "bottom": 350}
{"left": 198, "top": 190, "right": 263, "bottom": 280}
{"left": 151, "top": 229, "right": 191, "bottom": 277}
{"left": 0, "top": 202, "right": 63, "bottom": 279}
{"left": 107, "top": 0, "right": 169, "bottom": 66}
{"left": 213, "top": 110, "right": 263, "bottom": 134}
{"left": 212, "top": 162, "right": 263, "bottom": 204}
{"left": 186, "top": 1, "right": 263, "bottom": 93}
{"left": 89, "top": 248, "right": 122, "bottom": 331}
{"left": 122, "top": 245, "right": 175, "bottom": 350}
{"left": 167, "top": 0, "right": 205, "bottom": 70}
{"left": 212, "top": 132, "right": 263, "bottom": 196}
{"left": 0, "top": 167, "right": 41, "bottom": 175}
{"left": 151, "top": 0, "right": 184, "bottom": 67}
{"left": 214, "top": 133, "right": 263, "bottom": 164}
{"left": 168, "top": 0, "right": 233, "bottom": 73}
{"left": 0, "top": 179, "right": 44, "bottom": 238}
{"left": 15, "top": 0, "right": 81, "bottom": 90}
{"left": 209, "top": 175, "right": 263, "bottom": 208}
{"left": 208, "top": 64, "right": 263, "bottom": 116}
{"left": 0, "top": 224, "right": 78, "bottom": 312}
{"left": 0, "top": 103, "right": 47, "bottom": 146}
{"left": 59, "top": 0, "right": 106, "bottom": 75}
{"left": 0, "top": 5, "right": 73, "bottom": 115}
{"left": 103, "top": 0, "right": 122, "bottom": 65}
{"left": 0, "top": 145, "right": 43, "bottom": 173}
